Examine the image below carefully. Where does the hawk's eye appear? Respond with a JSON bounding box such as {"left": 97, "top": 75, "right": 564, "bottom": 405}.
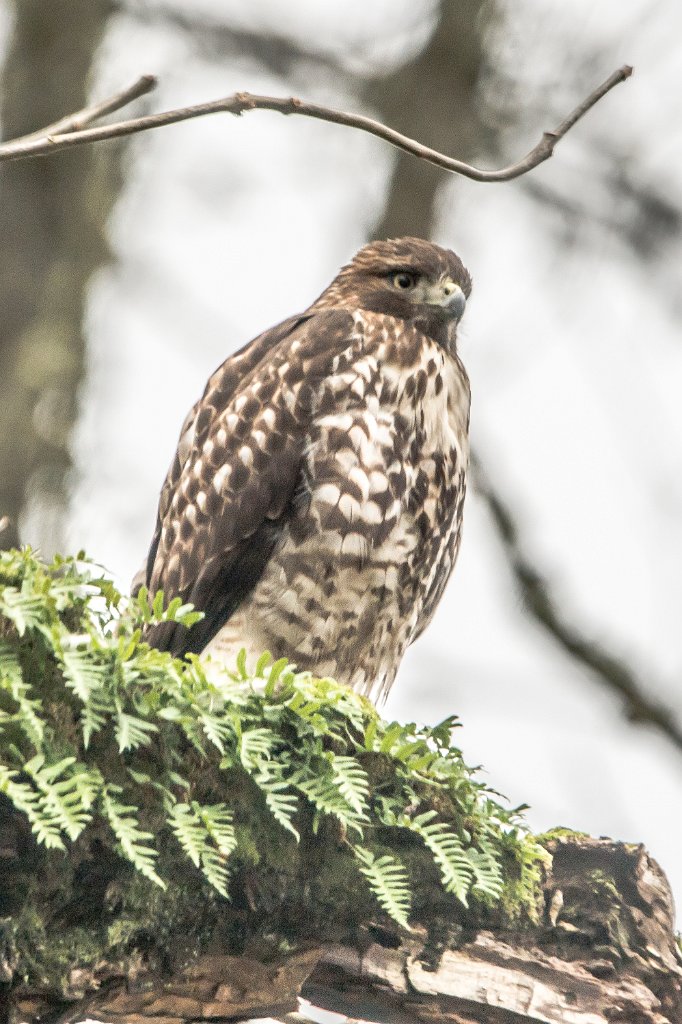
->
{"left": 390, "top": 271, "right": 418, "bottom": 290}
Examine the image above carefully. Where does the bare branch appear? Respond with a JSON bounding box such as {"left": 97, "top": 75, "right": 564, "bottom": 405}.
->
{"left": 8, "top": 74, "right": 157, "bottom": 145}
{"left": 472, "top": 453, "right": 682, "bottom": 755}
{"left": 0, "top": 66, "right": 632, "bottom": 178}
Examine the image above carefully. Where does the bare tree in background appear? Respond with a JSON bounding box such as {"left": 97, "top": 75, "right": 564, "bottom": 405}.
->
{"left": 0, "top": 0, "right": 121, "bottom": 552}
{"left": 366, "top": 0, "right": 493, "bottom": 239}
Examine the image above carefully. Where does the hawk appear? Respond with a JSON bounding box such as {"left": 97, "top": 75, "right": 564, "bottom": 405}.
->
{"left": 140, "top": 237, "right": 472, "bottom": 703}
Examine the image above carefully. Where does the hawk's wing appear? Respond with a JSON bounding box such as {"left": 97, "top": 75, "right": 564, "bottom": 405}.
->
{"left": 142, "top": 308, "right": 355, "bottom": 656}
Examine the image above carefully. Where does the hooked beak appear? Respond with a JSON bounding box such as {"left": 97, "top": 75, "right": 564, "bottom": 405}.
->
{"left": 421, "top": 277, "right": 467, "bottom": 320}
{"left": 440, "top": 280, "right": 467, "bottom": 320}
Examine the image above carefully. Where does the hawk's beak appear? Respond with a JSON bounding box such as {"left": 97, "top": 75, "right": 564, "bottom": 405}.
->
{"left": 441, "top": 281, "right": 466, "bottom": 320}
{"left": 422, "top": 278, "right": 467, "bottom": 320}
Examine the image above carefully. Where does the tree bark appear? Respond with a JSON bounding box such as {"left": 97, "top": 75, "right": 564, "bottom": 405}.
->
{"left": 6, "top": 836, "right": 680, "bottom": 1024}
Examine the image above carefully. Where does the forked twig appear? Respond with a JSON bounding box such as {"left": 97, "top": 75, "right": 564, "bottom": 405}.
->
{"left": 9, "top": 74, "right": 157, "bottom": 146}
{"left": 0, "top": 66, "right": 632, "bottom": 179}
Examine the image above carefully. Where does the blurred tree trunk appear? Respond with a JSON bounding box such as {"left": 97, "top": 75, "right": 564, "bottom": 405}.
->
{"left": 0, "top": 0, "right": 119, "bottom": 553}
{"left": 364, "top": 0, "right": 494, "bottom": 240}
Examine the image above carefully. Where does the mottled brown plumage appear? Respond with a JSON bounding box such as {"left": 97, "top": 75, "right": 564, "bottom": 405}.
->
{"left": 140, "top": 238, "right": 472, "bottom": 702}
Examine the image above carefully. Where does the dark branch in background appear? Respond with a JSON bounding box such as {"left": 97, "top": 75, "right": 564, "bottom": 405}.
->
{"left": 522, "top": 171, "right": 682, "bottom": 259}
{"left": 472, "top": 454, "right": 682, "bottom": 755}
{"left": 115, "top": 2, "right": 347, "bottom": 78}
{"left": 0, "top": 66, "right": 632, "bottom": 177}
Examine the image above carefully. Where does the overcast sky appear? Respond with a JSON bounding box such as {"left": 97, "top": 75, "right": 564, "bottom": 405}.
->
{"left": 11, "top": 0, "right": 677, "bottom": 900}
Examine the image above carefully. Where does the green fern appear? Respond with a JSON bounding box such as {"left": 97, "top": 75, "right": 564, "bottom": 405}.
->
{"left": 100, "top": 785, "right": 164, "bottom": 888}
{"left": 0, "top": 586, "right": 48, "bottom": 636}
{"left": 0, "top": 641, "right": 44, "bottom": 748}
{"left": 169, "top": 802, "right": 236, "bottom": 897}
{"left": 0, "top": 764, "right": 66, "bottom": 849}
{"left": 23, "top": 755, "right": 97, "bottom": 842}
{"left": 329, "top": 754, "right": 369, "bottom": 817}
{"left": 114, "top": 709, "right": 159, "bottom": 752}
{"left": 466, "top": 839, "right": 505, "bottom": 902}
{"left": 353, "top": 846, "right": 411, "bottom": 929}
{"left": 60, "top": 648, "right": 107, "bottom": 703}
{"left": 238, "top": 726, "right": 278, "bottom": 769}
{"left": 0, "top": 548, "right": 546, "bottom": 923}
{"left": 253, "top": 768, "right": 300, "bottom": 840}
{"left": 296, "top": 768, "right": 365, "bottom": 834}
{"left": 408, "top": 811, "right": 473, "bottom": 906}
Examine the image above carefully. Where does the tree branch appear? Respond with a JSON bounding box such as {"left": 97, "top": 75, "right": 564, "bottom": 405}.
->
{"left": 8, "top": 73, "right": 157, "bottom": 146}
{"left": 0, "top": 66, "right": 632, "bottom": 177}
{"left": 472, "top": 453, "right": 682, "bottom": 755}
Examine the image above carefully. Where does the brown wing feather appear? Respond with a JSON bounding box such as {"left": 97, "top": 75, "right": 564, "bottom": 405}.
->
{"left": 140, "top": 313, "right": 312, "bottom": 595}
{"left": 143, "top": 309, "right": 355, "bottom": 655}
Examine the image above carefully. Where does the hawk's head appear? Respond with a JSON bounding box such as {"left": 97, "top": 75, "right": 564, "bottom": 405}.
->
{"left": 313, "top": 237, "right": 472, "bottom": 349}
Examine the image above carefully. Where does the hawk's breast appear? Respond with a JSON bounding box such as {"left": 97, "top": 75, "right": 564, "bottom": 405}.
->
{"left": 205, "top": 312, "right": 470, "bottom": 702}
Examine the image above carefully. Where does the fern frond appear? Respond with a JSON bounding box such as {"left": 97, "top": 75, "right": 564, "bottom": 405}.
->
{"left": 330, "top": 755, "right": 370, "bottom": 818}
{"left": 0, "top": 764, "right": 65, "bottom": 849}
{"left": 0, "top": 640, "right": 23, "bottom": 686}
{"left": 0, "top": 641, "right": 44, "bottom": 748}
{"left": 353, "top": 846, "right": 411, "bottom": 929}
{"left": 198, "top": 710, "right": 234, "bottom": 754}
{"left": 253, "top": 768, "right": 300, "bottom": 840}
{"left": 467, "top": 839, "right": 505, "bottom": 901}
{"left": 170, "top": 802, "right": 236, "bottom": 897}
{"left": 198, "top": 803, "right": 236, "bottom": 853}
{"left": 409, "top": 812, "right": 473, "bottom": 905}
{"left": 100, "top": 785, "right": 165, "bottom": 887}
{"left": 199, "top": 847, "right": 231, "bottom": 897}
{"left": 239, "top": 727, "right": 278, "bottom": 769}
{"left": 60, "top": 649, "right": 107, "bottom": 703}
{"left": 297, "top": 770, "right": 364, "bottom": 835}
{"left": 23, "top": 755, "right": 97, "bottom": 842}
{"left": 0, "top": 586, "right": 48, "bottom": 636}
{"left": 169, "top": 802, "right": 208, "bottom": 868}
{"left": 115, "top": 710, "right": 159, "bottom": 752}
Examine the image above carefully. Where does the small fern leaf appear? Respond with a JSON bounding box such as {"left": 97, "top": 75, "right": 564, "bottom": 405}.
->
{"left": 101, "top": 786, "right": 165, "bottom": 888}
{"left": 253, "top": 770, "right": 300, "bottom": 840}
{"left": 410, "top": 815, "right": 473, "bottom": 906}
{"left": 80, "top": 691, "right": 110, "bottom": 748}
{"left": 61, "top": 649, "right": 106, "bottom": 703}
{"left": 467, "top": 840, "right": 505, "bottom": 902}
{"left": 0, "top": 640, "right": 23, "bottom": 687}
{"left": 197, "top": 802, "right": 237, "bottom": 857}
{"left": 169, "top": 802, "right": 207, "bottom": 868}
{"left": 199, "top": 847, "right": 230, "bottom": 898}
{"left": 0, "top": 587, "right": 47, "bottom": 636}
{"left": 197, "top": 710, "right": 234, "bottom": 754}
{"left": 297, "top": 771, "right": 363, "bottom": 834}
{"left": 0, "top": 764, "right": 65, "bottom": 850}
{"left": 239, "top": 727, "right": 277, "bottom": 770}
{"left": 353, "top": 846, "right": 411, "bottom": 929}
{"left": 0, "top": 641, "right": 44, "bottom": 747}
{"left": 115, "top": 711, "right": 158, "bottom": 752}
{"left": 169, "top": 802, "right": 236, "bottom": 898}
{"left": 24, "top": 756, "right": 96, "bottom": 842}
{"left": 330, "top": 755, "right": 370, "bottom": 818}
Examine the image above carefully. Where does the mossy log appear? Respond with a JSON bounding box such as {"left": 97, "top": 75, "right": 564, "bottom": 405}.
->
{"left": 0, "top": 553, "right": 680, "bottom": 1023}
{"left": 2, "top": 832, "right": 680, "bottom": 1024}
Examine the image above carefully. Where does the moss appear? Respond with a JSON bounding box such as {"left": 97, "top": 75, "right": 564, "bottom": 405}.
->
{"left": 537, "top": 826, "right": 590, "bottom": 843}
{"left": 0, "top": 549, "right": 548, "bottom": 995}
